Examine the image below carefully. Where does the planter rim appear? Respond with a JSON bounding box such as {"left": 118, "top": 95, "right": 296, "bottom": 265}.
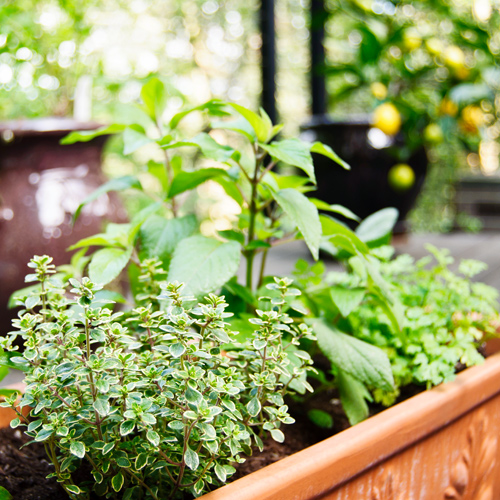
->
{"left": 302, "top": 114, "right": 373, "bottom": 129}
{"left": 0, "top": 118, "right": 103, "bottom": 138}
{"left": 201, "top": 351, "right": 500, "bottom": 500}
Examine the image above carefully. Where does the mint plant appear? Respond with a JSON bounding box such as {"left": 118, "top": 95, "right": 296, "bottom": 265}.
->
{"left": 1, "top": 256, "right": 314, "bottom": 499}
{"left": 61, "top": 77, "right": 351, "bottom": 298}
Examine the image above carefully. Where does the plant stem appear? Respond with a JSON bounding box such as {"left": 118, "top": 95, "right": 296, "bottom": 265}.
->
{"left": 84, "top": 315, "right": 103, "bottom": 440}
{"left": 245, "top": 156, "right": 261, "bottom": 291}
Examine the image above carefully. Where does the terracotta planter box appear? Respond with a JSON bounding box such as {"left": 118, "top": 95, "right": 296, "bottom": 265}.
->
{"left": 2, "top": 355, "right": 500, "bottom": 499}
{"left": 200, "top": 351, "right": 500, "bottom": 500}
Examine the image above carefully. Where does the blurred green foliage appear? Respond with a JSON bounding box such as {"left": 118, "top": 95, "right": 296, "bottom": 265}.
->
{"left": 325, "top": 0, "right": 500, "bottom": 230}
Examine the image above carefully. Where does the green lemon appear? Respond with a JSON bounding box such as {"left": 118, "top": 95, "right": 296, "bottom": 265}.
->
{"left": 424, "top": 123, "right": 444, "bottom": 143}
{"left": 388, "top": 164, "right": 415, "bottom": 192}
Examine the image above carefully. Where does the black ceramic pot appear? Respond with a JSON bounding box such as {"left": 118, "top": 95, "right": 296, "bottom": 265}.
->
{"left": 0, "top": 118, "right": 127, "bottom": 335}
{"left": 301, "top": 115, "right": 428, "bottom": 233}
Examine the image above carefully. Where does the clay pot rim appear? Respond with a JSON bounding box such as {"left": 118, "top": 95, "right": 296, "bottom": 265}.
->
{"left": 0, "top": 118, "right": 104, "bottom": 138}
{"left": 200, "top": 351, "right": 500, "bottom": 500}
{"left": 302, "top": 113, "right": 373, "bottom": 129}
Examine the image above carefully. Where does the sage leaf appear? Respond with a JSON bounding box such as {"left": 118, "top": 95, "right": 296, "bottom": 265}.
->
{"left": 314, "top": 320, "right": 394, "bottom": 391}
{"left": 140, "top": 77, "right": 166, "bottom": 121}
{"left": 61, "top": 124, "right": 126, "bottom": 145}
{"left": 73, "top": 175, "right": 142, "bottom": 222}
{"left": 320, "top": 215, "right": 369, "bottom": 255}
{"left": 228, "top": 103, "right": 269, "bottom": 142}
{"left": 337, "top": 369, "right": 371, "bottom": 426}
{"left": 355, "top": 208, "right": 399, "bottom": 246}
{"left": 140, "top": 214, "right": 197, "bottom": 265}
{"left": 272, "top": 189, "right": 321, "bottom": 260}
{"left": 260, "top": 139, "right": 316, "bottom": 183}
{"left": 310, "top": 141, "right": 350, "bottom": 170}
{"left": 168, "top": 168, "right": 230, "bottom": 198}
{"left": 89, "top": 247, "right": 133, "bottom": 285}
{"left": 168, "top": 236, "right": 241, "bottom": 296}
{"left": 122, "top": 127, "right": 152, "bottom": 155}
{"left": 330, "top": 286, "right": 366, "bottom": 317}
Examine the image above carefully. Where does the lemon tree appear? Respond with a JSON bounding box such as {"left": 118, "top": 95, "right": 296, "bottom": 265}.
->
{"left": 325, "top": 0, "right": 499, "bottom": 153}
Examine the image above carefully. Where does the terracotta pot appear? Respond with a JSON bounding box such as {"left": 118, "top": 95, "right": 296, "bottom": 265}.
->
{"left": 200, "top": 351, "right": 500, "bottom": 500}
{"left": 0, "top": 383, "right": 27, "bottom": 428}
{"left": 301, "top": 116, "right": 428, "bottom": 234}
{"left": 0, "top": 118, "right": 126, "bottom": 334}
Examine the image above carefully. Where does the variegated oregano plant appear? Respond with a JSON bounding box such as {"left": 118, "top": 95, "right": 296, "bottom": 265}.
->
{"left": 1, "top": 255, "right": 315, "bottom": 499}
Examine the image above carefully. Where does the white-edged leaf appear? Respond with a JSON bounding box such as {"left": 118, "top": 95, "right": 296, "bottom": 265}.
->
{"left": 70, "top": 441, "right": 86, "bottom": 459}
{"left": 184, "top": 446, "right": 199, "bottom": 471}
{"left": 168, "top": 236, "right": 241, "bottom": 296}
{"left": 270, "top": 428, "right": 285, "bottom": 443}
{"left": 246, "top": 397, "right": 261, "bottom": 417}
{"left": 93, "top": 397, "right": 110, "bottom": 417}
{"left": 214, "top": 463, "right": 227, "bottom": 482}
{"left": 272, "top": 189, "right": 321, "bottom": 260}
{"left": 147, "top": 430, "right": 160, "bottom": 446}
{"left": 112, "top": 472, "right": 124, "bottom": 492}
{"left": 120, "top": 420, "right": 135, "bottom": 436}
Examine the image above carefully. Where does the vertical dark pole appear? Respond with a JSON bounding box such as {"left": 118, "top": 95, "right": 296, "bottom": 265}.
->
{"left": 260, "top": 0, "right": 277, "bottom": 123}
{"left": 311, "top": 0, "right": 327, "bottom": 116}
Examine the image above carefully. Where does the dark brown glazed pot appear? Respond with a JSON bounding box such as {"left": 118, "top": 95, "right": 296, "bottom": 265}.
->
{"left": 301, "top": 115, "right": 428, "bottom": 233}
{"left": 0, "top": 118, "right": 126, "bottom": 334}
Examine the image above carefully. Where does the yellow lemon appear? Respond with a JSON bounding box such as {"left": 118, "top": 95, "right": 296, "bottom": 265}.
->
{"left": 403, "top": 31, "right": 422, "bottom": 51}
{"left": 425, "top": 38, "right": 444, "bottom": 56}
{"left": 373, "top": 103, "right": 402, "bottom": 136}
{"left": 440, "top": 98, "right": 458, "bottom": 117}
{"left": 424, "top": 123, "right": 444, "bottom": 143}
{"left": 444, "top": 46, "right": 465, "bottom": 70}
{"left": 388, "top": 164, "right": 415, "bottom": 192}
{"left": 460, "top": 105, "right": 484, "bottom": 133}
{"left": 371, "top": 82, "right": 388, "bottom": 100}
{"left": 455, "top": 66, "right": 470, "bottom": 80}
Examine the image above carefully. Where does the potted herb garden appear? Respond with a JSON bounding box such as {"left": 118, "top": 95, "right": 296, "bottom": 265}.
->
{"left": 1, "top": 80, "right": 500, "bottom": 499}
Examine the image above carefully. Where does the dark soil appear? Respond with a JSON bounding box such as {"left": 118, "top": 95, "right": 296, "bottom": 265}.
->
{"left": 0, "top": 427, "right": 68, "bottom": 500}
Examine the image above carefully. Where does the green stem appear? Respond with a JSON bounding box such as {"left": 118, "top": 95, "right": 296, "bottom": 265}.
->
{"left": 245, "top": 157, "right": 261, "bottom": 291}
{"left": 84, "top": 315, "right": 103, "bottom": 441}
